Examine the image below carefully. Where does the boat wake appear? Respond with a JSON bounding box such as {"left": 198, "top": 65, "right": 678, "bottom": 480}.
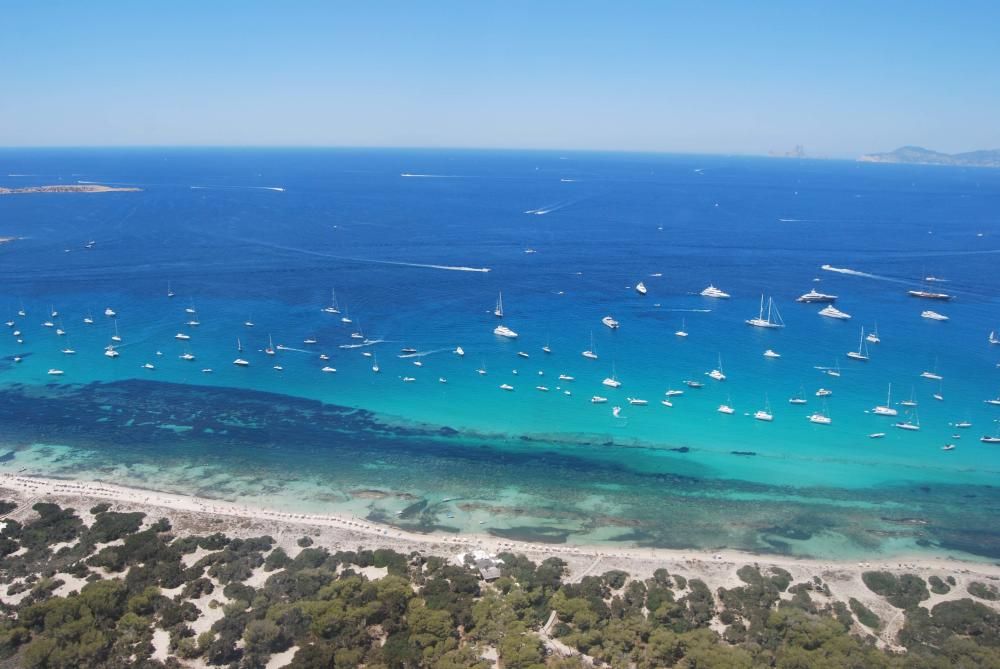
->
{"left": 190, "top": 185, "right": 285, "bottom": 192}
{"left": 661, "top": 308, "right": 712, "bottom": 313}
{"left": 524, "top": 200, "right": 575, "bottom": 216}
{"left": 248, "top": 241, "right": 491, "bottom": 273}
{"left": 400, "top": 173, "right": 467, "bottom": 178}
{"left": 820, "top": 264, "right": 881, "bottom": 279}
{"left": 398, "top": 347, "right": 452, "bottom": 358}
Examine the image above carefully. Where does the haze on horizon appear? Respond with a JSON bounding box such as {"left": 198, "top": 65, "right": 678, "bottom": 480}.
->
{"left": 1, "top": 1, "right": 998, "bottom": 157}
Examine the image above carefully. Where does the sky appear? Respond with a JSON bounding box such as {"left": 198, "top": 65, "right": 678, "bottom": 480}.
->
{"left": 1, "top": 1, "right": 998, "bottom": 156}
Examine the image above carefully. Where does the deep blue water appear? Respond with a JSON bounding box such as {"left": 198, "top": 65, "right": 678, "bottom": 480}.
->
{"left": 1, "top": 148, "right": 998, "bottom": 559}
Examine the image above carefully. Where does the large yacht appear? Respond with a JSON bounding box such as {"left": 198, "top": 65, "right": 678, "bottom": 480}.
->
{"left": 796, "top": 289, "right": 837, "bottom": 303}
{"left": 700, "top": 284, "right": 730, "bottom": 299}
{"left": 493, "top": 324, "right": 518, "bottom": 338}
{"left": 818, "top": 305, "right": 851, "bottom": 320}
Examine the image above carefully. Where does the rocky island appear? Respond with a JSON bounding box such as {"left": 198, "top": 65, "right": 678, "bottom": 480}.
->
{"left": 859, "top": 146, "right": 1000, "bottom": 168}
{"left": 0, "top": 184, "right": 141, "bottom": 195}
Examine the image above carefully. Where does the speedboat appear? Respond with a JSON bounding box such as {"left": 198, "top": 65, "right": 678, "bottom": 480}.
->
{"left": 941, "top": 444, "right": 956, "bottom": 451}
{"left": 402, "top": 376, "right": 416, "bottom": 383}
{"left": 635, "top": 281, "right": 647, "bottom": 295}
{"left": 921, "top": 310, "right": 948, "bottom": 321}
{"left": 517, "top": 351, "right": 529, "bottom": 358}
{"left": 665, "top": 389, "right": 684, "bottom": 397}
{"left": 808, "top": 412, "right": 832, "bottom": 425}
{"left": 869, "top": 432, "right": 886, "bottom": 439}
{"left": 601, "top": 316, "right": 620, "bottom": 329}
{"left": 47, "top": 369, "right": 64, "bottom": 375}
{"left": 591, "top": 396, "right": 608, "bottom": 404}
{"left": 816, "top": 388, "right": 832, "bottom": 397}
{"left": 61, "top": 348, "right": 75, "bottom": 355}
{"left": 493, "top": 324, "right": 518, "bottom": 338}
{"left": 180, "top": 353, "right": 195, "bottom": 361}
{"left": 796, "top": 289, "right": 837, "bottom": 303}
{"left": 763, "top": 349, "right": 780, "bottom": 358}
{"left": 499, "top": 383, "right": 514, "bottom": 391}
{"left": 985, "top": 397, "right": 1000, "bottom": 406}
{"left": 700, "top": 285, "right": 730, "bottom": 298}
{"left": 321, "top": 366, "right": 336, "bottom": 373}
{"left": 143, "top": 363, "right": 154, "bottom": 370}
{"left": 920, "top": 371, "right": 942, "bottom": 380}
{"left": 684, "top": 380, "right": 704, "bottom": 389}
{"left": 818, "top": 305, "right": 851, "bottom": 320}
{"left": 981, "top": 435, "right": 1000, "bottom": 443}
{"left": 104, "top": 307, "right": 116, "bottom": 317}
{"left": 627, "top": 397, "right": 648, "bottom": 405}
{"left": 83, "top": 316, "right": 94, "bottom": 324}
{"left": 175, "top": 333, "right": 191, "bottom": 340}
{"left": 233, "top": 358, "right": 249, "bottom": 366}
{"left": 558, "top": 374, "right": 574, "bottom": 381}
{"left": 536, "top": 385, "right": 548, "bottom": 392}
{"left": 454, "top": 346, "right": 465, "bottom": 356}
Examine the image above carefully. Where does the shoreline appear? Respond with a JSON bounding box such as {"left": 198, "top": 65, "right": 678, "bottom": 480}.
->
{"left": 3, "top": 472, "right": 997, "bottom": 580}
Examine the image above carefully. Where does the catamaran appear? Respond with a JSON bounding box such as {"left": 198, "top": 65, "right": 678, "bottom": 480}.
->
{"left": 866, "top": 323, "right": 881, "bottom": 344}
{"left": 322, "top": 289, "right": 341, "bottom": 314}
{"left": 111, "top": 321, "right": 121, "bottom": 343}
{"left": 706, "top": 354, "right": 726, "bottom": 381}
{"left": 808, "top": 408, "right": 832, "bottom": 424}
{"left": 796, "top": 289, "right": 837, "bottom": 303}
{"left": 602, "top": 364, "right": 622, "bottom": 388}
{"left": 700, "top": 284, "right": 730, "bottom": 298}
{"left": 718, "top": 397, "right": 735, "bottom": 414}
{"left": 846, "top": 327, "right": 870, "bottom": 361}
{"left": 818, "top": 305, "right": 851, "bottom": 320}
{"left": 166, "top": 281, "right": 175, "bottom": 298}
{"left": 104, "top": 307, "right": 116, "bottom": 317}
{"left": 754, "top": 397, "right": 774, "bottom": 422}
{"left": 872, "top": 384, "right": 898, "bottom": 416}
{"left": 746, "top": 295, "right": 784, "bottom": 328}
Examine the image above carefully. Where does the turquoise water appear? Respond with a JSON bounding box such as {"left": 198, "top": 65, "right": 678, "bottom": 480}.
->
{"left": 1, "top": 149, "right": 998, "bottom": 559}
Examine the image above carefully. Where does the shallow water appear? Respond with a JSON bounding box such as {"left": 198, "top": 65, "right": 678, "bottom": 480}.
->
{"left": 1, "top": 148, "right": 998, "bottom": 560}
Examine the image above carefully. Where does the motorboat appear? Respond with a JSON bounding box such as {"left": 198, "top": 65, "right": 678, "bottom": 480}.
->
{"left": 796, "top": 289, "right": 837, "bottom": 303}
{"left": 908, "top": 290, "right": 952, "bottom": 300}
{"left": 635, "top": 281, "right": 647, "bottom": 295}
{"left": 601, "top": 315, "right": 620, "bottom": 329}
{"left": 494, "top": 324, "right": 518, "bottom": 338}
{"left": 921, "top": 310, "right": 948, "bottom": 321}
{"left": 700, "top": 285, "right": 730, "bottom": 298}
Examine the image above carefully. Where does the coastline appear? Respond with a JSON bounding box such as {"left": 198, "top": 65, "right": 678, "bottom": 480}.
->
{"left": 3, "top": 472, "right": 997, "bottom": 579}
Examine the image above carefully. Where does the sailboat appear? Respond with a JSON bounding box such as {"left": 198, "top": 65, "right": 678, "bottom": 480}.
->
{"left": 372, "top": 353, "right": 380, "bottom": 373}
{"left": 754, "top": 396, "right": 774, "bottom": 422}
{"left": 894, "top": 409, "right": 921, "bottom": 431}
{"left": 707, "top": 354, "right": 726, "bottom": 381}
{"left": 265, "top": 335, "right": 275, "bottom": 356}
{"left": 808, "top": 401, "right": 832, "bottom": 425}
{"left": 789, "top": 387, "right": 808, "bottom": 405}
{"left": 635, "top": 281, "right": 647, "bottom": 295}
{"left": 900, "top": 386, "right": 918, "bottom": 407}
{"left": 990, "top": 330, "right": 1000, "bottom": 345}
{"left": 322, "top": 289, "right": 340, "bottom": 314}
{"left": 341, "top": 307, "right": 353, "bottom": 324}
{"left": 718, "top": 396, "right": 735, "bottom": 414}
{"left": 582, "top": 332, "right": 598, "bottom": 359}
{"left": 746, "top": 294, "right": 784, "bottom": 328}
{"left": 111, "top": 320, "right": 122, "bottom": 343}
{"left": 602, "top": 364, "right": 622, "bottom": 388}
{"left": 846, "top": 327, "right": 870, "bottom": 361}
{"left": 244, "top": 316, "right": 255, "bottom": 327}
{"left": 866, "top": 323, "right": 881, "bottom": 344}
{"left": 872, "top": 384, "right": 898, "bottom": 416}
{"left": 166, "top": 281, "right": 175, "bottom": 298}
{"left": 675, "top": 318, "right": 688, "bottom": 338}
{"left": 494, "top": 291, "right": 504, "bottom": 318}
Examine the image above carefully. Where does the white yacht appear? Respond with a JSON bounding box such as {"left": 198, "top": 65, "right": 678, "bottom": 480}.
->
{"left": 104, "top": 345, "right": 119, "bottom": 358}
{"left": 717, "top": 401, "right": 735, "bottom": 415}
{"left": 627, "top": 397, "right": 648, "bottom": 406}
{"left": 746, "top": 295, "right": 784, "bottom": 328}
{"left": 83, "top": 315, "right": 94, "bottom": 325}
{"left": 872, "top": 384, "right": 898, "bottom": 416}
{"left": 866, "top": 323, "right": 881, "bottom": 344}
{"left": 265, "top": 335, "right": 275, "bottom": 356}
{"left": 675, "top": 318, "right": 688, "bottom": 338}
{"left": 754, "top": 398, "right": 774, "bottom": 422}
{"left": 894, "top": 413, "right": 921, "bottom": 431}
{"left": 700, "top": 285, "right": 730, "bottom": 298}
{"left": 990, "top": 330, "right": 999, "bottom": 345}
{"left": 908, "top": 289, "right": 952, "bottom": 300}
{"left": 111, "top": 321, "right": 121, "bottom": 342}
{"left": 985, "top": 397, "right": 1000, "bottom": 406}
{"left": 167, "top": 281, "right": 175, "bottom": 298}
{"left": 244, "top": 318, "right": 255, "bottom": 328}
{"left": 816, "top": 388, "right": 832, "bottom": 397}
{"left": 61, "top": 347, "right": 76, "bottom": 355}
{"left": 796, "top": 289, "right": 837, "bottom": 303}
{"left": 536, "top": 385, "right": 549, "bottom": 392}
{"left": 517, "top": 351, "right": 529, "bottom": 359}
{"left": 921, "top": 310, "right": 948, "bottom": 321}
{"left": 591, "top": 395, "right": 608, "bottom": 404}
{"left": 706, "top": 354, "right": 726, "bottom": 381}
{"left": 920, "top": 370, "right": 942, "bottom": 381}
{"left": 175, "top": 333, "right": 191, "bottom": 340}
{"left": 322, "top": 289, "right": 341, "bottom": 314}
{"left": 661, "top": 399, "right": 673, "bottom": 407}
{"left": 664, "top": 389, "right": 684, "bottom": 397}
{"left": 684, "top": 379, "right": 704, "bottom": 389}
{"left": 818, "top": 305, "right": 851, "bottom": 320}
{"left": 942, "top": 444, "right": 956, "bottom": 451}
{"left": 180, "top": 352, "right": 195, "bottom": 361}
{"left": 104, "top": 307, "right": 116, "bottom": 317}
{"left": 763, "top": 349, "right": 780, "bottom": 359}
{"left": 558, "top": 374, "right": 574, "bottom": 381}
{"left": 635, "top": 281, "right": 647, "bottom": 295}
{"left": 846, "top": 327, "right": 870, "bottom": 361}
{"left": 493, "top": 324, "right": 518, "bottom": 339}
{"left": 321, "top": 366, "right": 336, "bottom": 373}
{"left": 454, "top": 346, "right": 465, "bottom": 356}
{"left": 233, "top": 358, "right": 249, "bottom": 366}
{"left": 143, "top": 363, "right": 155, "bottom": 370}
{"left": 499, "top": 383, "right": 514, "bottom": 391}
{"left": 601, "top": 315, "right": 620, "bottom": 329}
{"left": 47, "top": 369, "right": 64, "bottom": 376}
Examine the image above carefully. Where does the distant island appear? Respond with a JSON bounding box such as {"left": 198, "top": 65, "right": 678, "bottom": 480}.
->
{"left": 859, "top": 145, "right": 1000, "bottom": 168}
{"left": 0, "top": 184, "right": 141, "bottom": 195}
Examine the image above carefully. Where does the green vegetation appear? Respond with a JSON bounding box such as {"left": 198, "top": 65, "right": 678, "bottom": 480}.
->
{"left": 0, "top": 499, "right": 998, "bottom": 668}
{"left": 862, "top": 570, "right": 930, "bottom": 609}
{"left": 968, "top": 581, "right": 1000, "bottom": 601}
{"left": 928, "top": 575, "right": 951, "bottom": 595}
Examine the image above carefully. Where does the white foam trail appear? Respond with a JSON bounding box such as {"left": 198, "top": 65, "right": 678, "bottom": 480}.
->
{"left": 820, "top": 264, "right": 879, "bottom": 279}
{"left": 400, "top": 173, "right": 466, "bottom": 178}
{"left": 525, "top": 200, "right": 572, "bottom": 215}
{"left": 661, "top": 308, "right": 712, "bottom": 313}
{"left": 6, "top": 174, "right": 36, "bottom": 177}
{"left": 560, "top": 178, "right": 577, "bottom": 183}
{"left": 778, "top": 218, "right": 810, "bottom": 222}
{"left": 243, "top": 240, "right": 491, "bottom": 273}
{"left": 190, "top": 185, "right": 284, "bottom": 192}
{"left": 397, "top": 347, "right": 452, "bottom": 359}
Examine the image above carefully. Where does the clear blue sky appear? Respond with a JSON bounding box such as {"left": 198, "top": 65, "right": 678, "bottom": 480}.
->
{"left": 1, "top": 1, "right": 997, "bottom": 156}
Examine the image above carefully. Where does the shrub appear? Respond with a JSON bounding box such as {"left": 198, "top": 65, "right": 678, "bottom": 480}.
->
{"left": 967, "top": 581, "right": 999, "bottom": 601}
{"left": 849, "top": 598, "right": 881, "bottom": 629}
{"left": 862, "top": 571, "right": 929, "bottom": 609}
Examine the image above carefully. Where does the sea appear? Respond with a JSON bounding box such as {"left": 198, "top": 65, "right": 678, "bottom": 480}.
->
{"left": 1, "top": 148, "right": 998, "bottom": 560}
